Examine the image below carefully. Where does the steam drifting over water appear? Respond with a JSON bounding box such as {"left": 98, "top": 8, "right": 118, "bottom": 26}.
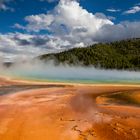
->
{"left": 1, "top": 60, "right": 140, "bottom": 84}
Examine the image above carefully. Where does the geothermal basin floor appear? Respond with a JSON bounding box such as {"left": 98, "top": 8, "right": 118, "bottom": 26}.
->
{"left": 0, "top": 78, "right": 140, "bottom": 140}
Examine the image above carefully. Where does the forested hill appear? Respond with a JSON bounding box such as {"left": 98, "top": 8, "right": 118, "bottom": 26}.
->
{"left": 39, "top": 38, "right": 140, "bottom": 70}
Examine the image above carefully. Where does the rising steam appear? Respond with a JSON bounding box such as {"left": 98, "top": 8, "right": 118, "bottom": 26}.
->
{"left": 0, "top": 59, "right": 140, "bottom": 84}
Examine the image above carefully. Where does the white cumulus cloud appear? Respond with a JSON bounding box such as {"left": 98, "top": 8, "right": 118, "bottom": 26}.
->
{"left": 15, "top": 0, "right": 113, "bottom": 47}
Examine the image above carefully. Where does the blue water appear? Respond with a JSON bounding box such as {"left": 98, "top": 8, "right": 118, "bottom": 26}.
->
{"left": 3, "top": 65, "right": 140, "bottom": 84}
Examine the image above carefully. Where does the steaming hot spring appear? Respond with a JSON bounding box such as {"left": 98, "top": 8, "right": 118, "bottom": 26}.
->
{"left": 1, "top": 61, "right": 140, "bottom": 84}
{"left": 0, "top": 62, "right": 140, "bottom": 140}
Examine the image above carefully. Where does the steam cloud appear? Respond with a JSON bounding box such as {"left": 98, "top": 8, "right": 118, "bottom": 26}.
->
{"left": 1, "top": 59, "right": 140, "bottom": 84}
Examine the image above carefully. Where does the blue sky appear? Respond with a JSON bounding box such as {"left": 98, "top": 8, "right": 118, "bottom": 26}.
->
{"left": 0, "top": 0, "right": 140, "bottom": 61}
{"left": 80, "top": 0, "right": 140, "bottom": 22}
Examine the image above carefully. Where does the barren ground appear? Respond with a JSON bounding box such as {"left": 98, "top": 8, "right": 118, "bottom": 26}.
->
{"left": 0, "top": 77, "right": 140, "bottom": 140}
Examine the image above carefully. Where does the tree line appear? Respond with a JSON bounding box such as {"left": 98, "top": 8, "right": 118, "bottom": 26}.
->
{"left": 39, "top": 38, "right": 140, "bottom": 70}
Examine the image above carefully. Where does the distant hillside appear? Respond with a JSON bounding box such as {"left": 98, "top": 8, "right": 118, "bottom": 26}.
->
{"left": 39, "top": 38, "right": 140, "bottom": 70}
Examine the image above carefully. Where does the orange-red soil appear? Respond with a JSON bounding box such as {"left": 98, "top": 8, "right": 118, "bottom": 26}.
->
{"left": 0, "top": 78, "right": 140, "bottom": 140}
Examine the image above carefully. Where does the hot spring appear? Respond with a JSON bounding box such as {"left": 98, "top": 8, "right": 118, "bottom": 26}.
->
{"left": 1, "top": 61, "right": 140, "bottom": 84}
